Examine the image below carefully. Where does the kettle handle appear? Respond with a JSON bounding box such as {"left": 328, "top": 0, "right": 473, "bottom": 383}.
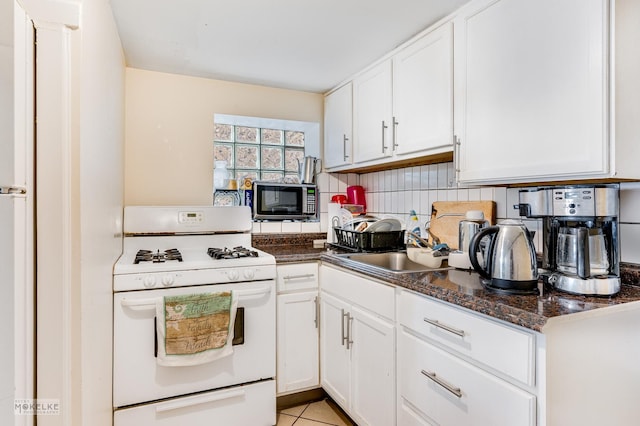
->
{"left": 468, "top": 225, "right": 499, "bottom": 279}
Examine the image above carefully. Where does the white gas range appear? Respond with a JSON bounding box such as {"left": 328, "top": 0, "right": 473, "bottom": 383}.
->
{"left": 113, "top": 206, "right": 276, "bottom": 425}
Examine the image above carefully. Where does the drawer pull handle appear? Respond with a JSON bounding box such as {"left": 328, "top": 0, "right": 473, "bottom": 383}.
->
{"left": 283, "top": 274, "right": 315, "bottom": 280}
{"left": 421, "top": 369, "right": 462, "bottom": 398}
{"left": 423, "top": 318, "right": 465, "bottom": 338}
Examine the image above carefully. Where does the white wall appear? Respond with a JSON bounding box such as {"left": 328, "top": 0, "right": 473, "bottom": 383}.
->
{"left": 26, "top": 0, "right": 125, "bottom": 425}
{"left": 78, "top": 0, "right": 125, "bottom": 424}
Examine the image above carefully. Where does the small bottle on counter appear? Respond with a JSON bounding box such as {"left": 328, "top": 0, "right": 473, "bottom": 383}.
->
{"left": 406, "top": 210, "right": 421, "bottom": 245}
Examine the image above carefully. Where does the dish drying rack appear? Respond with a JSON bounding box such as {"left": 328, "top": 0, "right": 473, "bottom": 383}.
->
{"left": 331, "top": 227, "right": 406, "bottom": 252}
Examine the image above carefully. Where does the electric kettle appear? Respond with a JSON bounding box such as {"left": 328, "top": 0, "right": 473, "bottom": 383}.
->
{"left": 469, "top": 219, "right": 538, "bottom": 293}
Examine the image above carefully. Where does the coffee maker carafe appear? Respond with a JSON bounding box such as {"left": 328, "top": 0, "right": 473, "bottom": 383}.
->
{"left": 518, "top": 184, "right": 620, "bottom": 296}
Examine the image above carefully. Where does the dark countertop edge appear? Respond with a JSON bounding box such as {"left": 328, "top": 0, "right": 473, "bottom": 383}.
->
{"left": 256, "top": 241, "right": 640, "bottom": 333}
{"left": 319, "top": 254, "right": 549, "bottom": 333}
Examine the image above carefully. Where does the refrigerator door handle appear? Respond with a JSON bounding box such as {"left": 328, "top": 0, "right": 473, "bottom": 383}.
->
{"left": 0, "top": 186, "right": 26, "bottom": 195}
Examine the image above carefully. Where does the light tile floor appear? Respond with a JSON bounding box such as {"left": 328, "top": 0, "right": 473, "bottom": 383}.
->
{"left": 277, "top": 398, "right": 355, "bottom": 426}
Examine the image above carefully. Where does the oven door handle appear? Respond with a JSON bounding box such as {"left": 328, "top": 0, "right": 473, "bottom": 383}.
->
{"left": 235, "top": 285, "right": 272, "bottom": 299}
{"left": 120, "top": 297, "right": 158, "bottom": 310}
{"left": 155, "top": 388, "right": 246, "bottom": 413}
{"left": 119, "top": 285, "right": 272, "bottom": 310}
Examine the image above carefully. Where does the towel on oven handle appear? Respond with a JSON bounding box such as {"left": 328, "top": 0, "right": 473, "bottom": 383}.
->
{"left": 156, "top": 291, "right": 238, "bottom": 367}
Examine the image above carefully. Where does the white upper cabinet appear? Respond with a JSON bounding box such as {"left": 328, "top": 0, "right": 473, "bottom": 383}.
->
{"left": 329, "top": 21, "right": 454, "bottom": 170}
{"left": 393, "top": 22, "right": 453, "bottom": 157}
{"left": 324, "top": 83, "right": 353, "bottom": 169}
{"left": 353, "top": 60, "right": 393, "bottom": 164}
{"left": 454, "top": 0, "right": 640, "bottom": 184}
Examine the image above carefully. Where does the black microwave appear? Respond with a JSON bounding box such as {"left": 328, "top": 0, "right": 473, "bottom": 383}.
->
{"left": 252, "top": 181, "right": 317, "bottom": 221}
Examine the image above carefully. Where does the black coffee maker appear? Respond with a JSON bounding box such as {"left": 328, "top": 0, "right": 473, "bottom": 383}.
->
{"left": 517, "top": 184, "right": 620, "bottom": 296}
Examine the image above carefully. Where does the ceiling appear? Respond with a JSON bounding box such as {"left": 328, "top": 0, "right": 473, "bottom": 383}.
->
{"left": 108, "top": 0, "right": 470, "bottom": 94}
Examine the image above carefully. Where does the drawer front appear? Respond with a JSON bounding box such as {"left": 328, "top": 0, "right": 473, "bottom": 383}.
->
{"left": 114, "top": 380, "right": 275, "bottom": 426}
{"left": 398, "top": 330, "right": 536, "bottom": 426}
{"left": 277, "top": 262, "right": 319, "bottom": 292}
{"left": 320, "top": 265, "right": 394, "bottom": 320}
{"left": 398, "top": 289, "right": 535, "bottom": 386}
{"left": 398, "top": 398, "right": 436, "bottom": 426}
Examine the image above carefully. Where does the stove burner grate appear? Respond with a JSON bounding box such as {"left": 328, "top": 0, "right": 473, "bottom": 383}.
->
{"left": 208, "top": 246, "right": 259, "bottom": 260}
{"left": 134, "top": 248, "right": 183, "bottom": 264}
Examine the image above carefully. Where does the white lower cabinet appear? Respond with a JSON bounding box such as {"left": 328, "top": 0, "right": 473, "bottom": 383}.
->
{"left": 397, "top": 288, "right": 536, "bottom": 426}
{"left": 398, "top": 330, "right": 535, "bottom": 426}
{"left": 276, "top": 262, "right": 319, "bottom": 395}
{"left": 320, "top": 265, "right": 396, "bottom": 426}
{"left": 317, "top": 265, "right": 640, "bottom": 425}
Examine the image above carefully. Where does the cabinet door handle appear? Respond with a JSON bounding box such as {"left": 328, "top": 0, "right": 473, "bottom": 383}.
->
{"left": 343, "top": 135, "right": 349, "bottom": 161}
{"left": 341, "top": 309, "right": 348, "bottom": 346}
{"left": 381, "top": 120, "right": 388, "bottom": 153}
{"left": 421, "top": 369, "right": 462, "bottom": 398}
{"left": 423, "top": 317, "right": 466, "bottom": 338}
{"left": 454, "top": 135, "right": 461, "bottom": 173}
{"left": 283, "top": 274, "right": 315, "bottom": 281}
{"left": 314, "top": 296, "right": 319, "bottom": 329}
{"left": 346, "top": 312, "right": 354, "bottom": 350}
{"left": 392, "top": 116, "right": 399, "bottom": 150}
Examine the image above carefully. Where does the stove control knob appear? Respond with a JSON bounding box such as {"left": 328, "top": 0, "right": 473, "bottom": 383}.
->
{"left": 227, "top": 270, "right": 240, "bottom": 281}
{"left": 243, "top": 269, "right": 256, "bottom": 280}
{"left": 161, "top": 274, "right": 175, "bottom": 287}
{"left": 142, "top": 275, "right": 156, "bottom": 288}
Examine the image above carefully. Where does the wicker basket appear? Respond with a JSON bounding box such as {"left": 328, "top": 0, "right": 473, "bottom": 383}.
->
{"left": 332, "top": 227, "right": 405, "bottom": 252}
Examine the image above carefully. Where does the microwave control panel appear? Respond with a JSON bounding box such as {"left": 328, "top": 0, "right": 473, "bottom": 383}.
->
{"left": 304, "top": 188, "right": 316, "bottom": 215}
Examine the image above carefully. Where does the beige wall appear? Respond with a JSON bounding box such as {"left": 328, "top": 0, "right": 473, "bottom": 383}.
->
{"left": 124, "top": 68, "right": 324, "bottom": 205}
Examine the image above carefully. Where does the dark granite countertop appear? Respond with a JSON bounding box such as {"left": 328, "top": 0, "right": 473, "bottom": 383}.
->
{"left": 253, "top": 233, "right": 640, "bottom": 333}
{"left": 320, "top": 253, "right": 640, "bottom": 333}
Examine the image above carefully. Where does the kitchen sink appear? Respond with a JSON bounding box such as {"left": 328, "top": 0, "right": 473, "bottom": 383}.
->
{"left": 337, "top": 251, "right": 449, "bottom": 273}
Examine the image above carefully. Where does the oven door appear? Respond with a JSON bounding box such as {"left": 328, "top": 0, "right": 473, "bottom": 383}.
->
{"left": 113, "top": 280, "right": 275, "bottom": 407}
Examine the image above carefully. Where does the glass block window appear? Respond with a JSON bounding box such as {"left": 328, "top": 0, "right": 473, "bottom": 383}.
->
{"left": 214, "top": 122, "right": 305, "bottom": 182}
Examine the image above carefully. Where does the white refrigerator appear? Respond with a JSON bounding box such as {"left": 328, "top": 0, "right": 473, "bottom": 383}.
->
{"left": 1, "top": 2, "right": 35, "bottom": 425}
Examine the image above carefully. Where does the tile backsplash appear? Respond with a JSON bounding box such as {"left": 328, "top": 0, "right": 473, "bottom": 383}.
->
{"left": 253, "top": 162, "right": 640, "bottom": 265}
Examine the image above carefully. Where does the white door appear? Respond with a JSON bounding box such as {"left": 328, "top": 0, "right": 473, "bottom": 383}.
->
{"left": 393, "top": 22, "right": 453, "bottom": 156}
{"left": 319, "top": 292, "right": 351, "bottom": 409}
{"left": 349, "top": 305, "right": 396, "bottom": 426}
{"left": 276, "top": 290, "right": 319, "bottom": 394}
{"left": 0, "top": 2, "right": 35, "bottom": 424}
{"left": 324, "top": 83, "right": 353, "bottom": 169}
{"left": 455, "top": 0, "right": 608, "bottom": 183}
{"left": 353, "top": 60, "right": 393, "bottom": 163}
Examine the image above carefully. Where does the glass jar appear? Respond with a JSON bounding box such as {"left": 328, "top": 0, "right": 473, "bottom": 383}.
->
{"left": 213, "top": 160, "right": 229, "bottom": 189}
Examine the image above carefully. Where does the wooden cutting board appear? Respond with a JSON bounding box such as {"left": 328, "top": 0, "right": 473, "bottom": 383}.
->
{"left": 427, "top": 201, "right": 496, "bottom": 249}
